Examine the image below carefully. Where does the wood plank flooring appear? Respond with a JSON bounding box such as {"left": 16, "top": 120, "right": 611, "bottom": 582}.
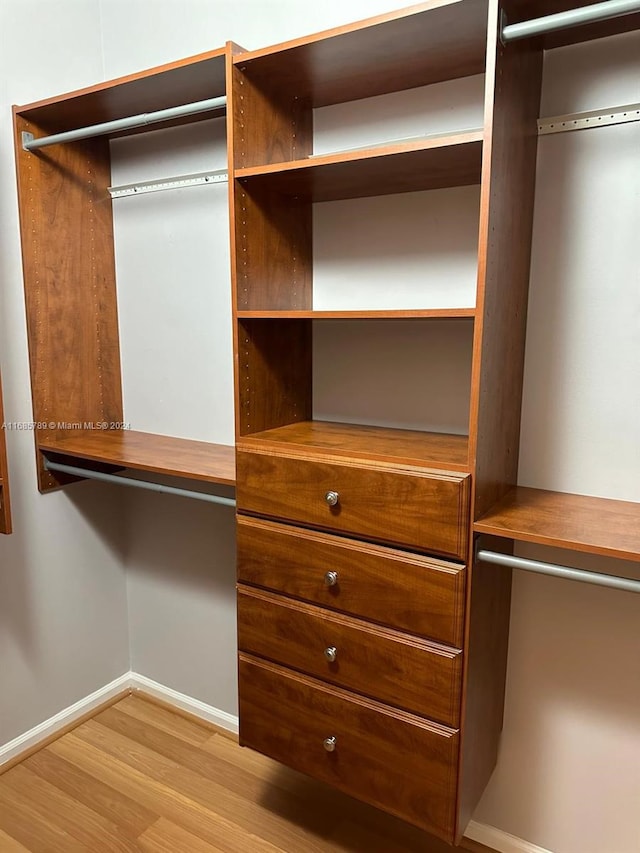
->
{"left": 0, "top": 695, "right": 493, "bottom": 852}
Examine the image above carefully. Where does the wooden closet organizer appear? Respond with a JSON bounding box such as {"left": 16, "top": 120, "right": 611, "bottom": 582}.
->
{"left": 12, "top": 45, "right": 238, "bottom": 495}
{"left": 12, "top": 0, "right": 640, "bottom": 846}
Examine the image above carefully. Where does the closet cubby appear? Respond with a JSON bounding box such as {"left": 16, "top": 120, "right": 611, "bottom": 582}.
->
{"left": 13, "top": 44, "right": 239, "bottom": 493}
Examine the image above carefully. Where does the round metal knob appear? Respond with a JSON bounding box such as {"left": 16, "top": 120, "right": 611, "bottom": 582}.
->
{"left": 324, "top": 571, "right": 339, "bottom": 587}
{"left": 324, "top": 646, "right": 337, "bottom": 663}
{"left": 324, "top": 490, "right": 339, "bottom": 507}
{"left": 323, "top": 736, "right": 337, "bottom": 752}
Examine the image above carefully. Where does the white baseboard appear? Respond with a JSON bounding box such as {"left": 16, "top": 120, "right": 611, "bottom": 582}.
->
{"left": 0, "top": 672, "right": 131, "bottom": 768}
{"left": 129, "top": 671, "right": 239, "bottom": 735}
{"left": 0, "top": 675, "right": 547, "bottom": 853}
{"left": 466, "top": 820, "right": 554, "bottom": 853}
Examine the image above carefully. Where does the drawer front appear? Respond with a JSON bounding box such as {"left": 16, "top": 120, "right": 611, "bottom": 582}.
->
{"left": 239, "top": 654, "right": 458, "bottom": 842}
{"left": 237, "top": 516, "right": 465, "bottom": 646}
{"left": 238, "top": 586, "right": 462, "bottom": 726}
{"left": 236, "top": 449, "right": 470, "bottom": 560}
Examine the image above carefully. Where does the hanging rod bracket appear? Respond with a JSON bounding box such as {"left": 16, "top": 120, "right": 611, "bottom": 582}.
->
{"left": 108, "top": 169, "right": 228, "bottom": 199}
{"left": 22, "top": 131, "right": 34, "bottom": 151}
{"left": 538, "top": 103, "right": 640, "bottom": 135}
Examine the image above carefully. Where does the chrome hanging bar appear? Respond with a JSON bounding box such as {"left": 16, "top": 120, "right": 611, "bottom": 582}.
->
{"left": 21, "top": 95, "right": 227, "bottom": 152}
{"left": 501, "top": 0, "right": 640, "bottom": 43}
{"left": 477, "top": 549, "right": 640, "bottom": 594}
{"left": 44, "top": 459, "right": 236, "bottom": 507}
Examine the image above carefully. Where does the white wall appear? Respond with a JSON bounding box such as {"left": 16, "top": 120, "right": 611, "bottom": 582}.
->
{"left": 0, "top": 3, "right": 638, "bottom": 853}
{"left": 0, "top": 0, "right": 130, "bottom": 745}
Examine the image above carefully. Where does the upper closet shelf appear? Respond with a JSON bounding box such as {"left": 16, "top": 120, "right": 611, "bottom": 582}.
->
{"left": 40, "top": 430, "right": 236, "bottom": 486}
{"left": 474, "top": 486, "right": 640, "bottom": 562}
{"left": 235, "top": 132, "right": 483, "bottom": 201}
{"left": 15, "top": 46, "right": 228, "bottom": 135}
{"left": 234, "top": 0, "right": 489, "bottom": 104}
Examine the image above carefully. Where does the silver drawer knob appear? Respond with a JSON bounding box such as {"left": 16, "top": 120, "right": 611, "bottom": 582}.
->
{"left": 323, "top": 736, "right": 337, "bottom": 752}
{"left": 324, "top": 571, "right": 338, "bottom": 587}
{"left": 324, "top": 646, "right": 337, "bottom": 663}
{"left": 324, "top": 490, "right": 339, "bottom": 507}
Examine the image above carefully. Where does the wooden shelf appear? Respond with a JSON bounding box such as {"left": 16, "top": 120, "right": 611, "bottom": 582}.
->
{"left": 238, "top": 420, "right": 469, "bottom": 472}
{"left": 237, "top": 308, "right": 475, "bottom": 319}
{"left": 234, "top": 0, "right": 488, "bottom": 106}
{"left": 235, "top": 132, "right": 483, "bottom": 201}
{"left": 15, "top": 47, "right": 227, "bottom": 134}
{"left": 474, "top": 487, "right": 640, "bottom": 562}
{"left": 39, "top": 430, "right": 236, "bottom": 486}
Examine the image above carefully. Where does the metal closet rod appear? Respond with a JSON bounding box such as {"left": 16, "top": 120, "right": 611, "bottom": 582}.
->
{"left": 44, "top": 459, "right": 236, "bottom": 507}
{"left": 22, "top": 95, "right": 227, "bottom": 152}
{"left": 477, "top": 548, "right": 640, "bottom": 594}
{"left": 501, "top": 0, "right": 640, "bottom": 42}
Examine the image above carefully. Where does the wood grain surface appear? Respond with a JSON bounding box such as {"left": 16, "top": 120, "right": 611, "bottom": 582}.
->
{"left": 40, "top": 429, "right": 236, "bottom": 486}
{"left": 239, "top": 655, "right": 459, "bottom": 843}
{"left": 474, "top": 486, "right": 640, "bottom": 562}
{"left": 237, "top": 515, "right": 466, "bottom": 646}
{"left": 0, "top": 694, "right": 496, "bottom": 852}
{"left": 237, "top": 445, "right": 470, "bottom": 559}
{"left": 238, "top": 585, "right": 462, "bottom": 726}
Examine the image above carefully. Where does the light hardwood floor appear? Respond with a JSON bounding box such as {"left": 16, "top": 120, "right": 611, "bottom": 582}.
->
{"left": 0, "top": 695, "right": 494, "bottom": 852}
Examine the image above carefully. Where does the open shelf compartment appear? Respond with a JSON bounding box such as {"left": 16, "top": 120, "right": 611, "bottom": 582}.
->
{"left": 235, "top": 131, "right": 483, "bottom": 201}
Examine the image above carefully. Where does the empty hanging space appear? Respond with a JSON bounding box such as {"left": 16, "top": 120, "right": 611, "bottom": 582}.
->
{"left": 475, "top": 27, "right": 640, "bottom": 563}
{"left": 13, "top": 46, "right": 237, "bottom": 492}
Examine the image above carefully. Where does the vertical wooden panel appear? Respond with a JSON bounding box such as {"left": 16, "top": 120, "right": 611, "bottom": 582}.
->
{"left": 458, "top": 0, "right": 543, "bottom": 838}
{"left": 468, "top": 0, "right": 543, "bottom": 520}
{"left": 0, "top": 369, "right": 13, "bottom": 534}
{"left": 13, "top": 113, "right": 123, "bottom": 492}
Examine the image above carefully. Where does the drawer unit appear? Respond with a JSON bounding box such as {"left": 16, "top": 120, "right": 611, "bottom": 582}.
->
{"left": 236, "top": 448, "right": 470, "bottom": 560}
{"left": 238, "top": 585, "right": 462, "bottom": 726}
{"left": 239, "top": 654, "right": 459, "bottom": 841}
{"left": 237, "top": 515, "right": 465, "bottom": 646}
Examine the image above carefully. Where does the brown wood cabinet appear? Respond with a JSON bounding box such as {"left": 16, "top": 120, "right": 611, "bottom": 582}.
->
{"left": 229, "top": 0, "right": 640, "bottom": 845}
{"left": 11, "top": 0, "right": 640, "bottom": 846}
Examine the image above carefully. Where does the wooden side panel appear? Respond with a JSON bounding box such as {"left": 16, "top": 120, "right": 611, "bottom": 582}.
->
{"left": 236, "top": 320, "right": 311, "bottom": 437}
{"left": 468, "top": 1, "right": 543, "bottom": 520}
{"left": 0, "top": 370, "right": 12, "bottom": 534}
{"left": 459, "top": 0, "right": 543, "bottom": 837}
{"left": 457, "top": 539, "right": 513, "bottom": 839}
{"left": 13, "top": 114, "right": 123, "bottom": 492}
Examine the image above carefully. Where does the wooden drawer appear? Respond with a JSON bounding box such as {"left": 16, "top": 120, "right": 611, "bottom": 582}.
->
{"left": 239, "top": 653, "right": 458, "bottom": 842}
{"left": 238, "top": 586, "right": 462, "bottom": 726}
{"left": 236, "top": 448, "right": 470, "bottom": 560}
{"left": 237, "top": 515, "right": 465, "bottom": 646}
